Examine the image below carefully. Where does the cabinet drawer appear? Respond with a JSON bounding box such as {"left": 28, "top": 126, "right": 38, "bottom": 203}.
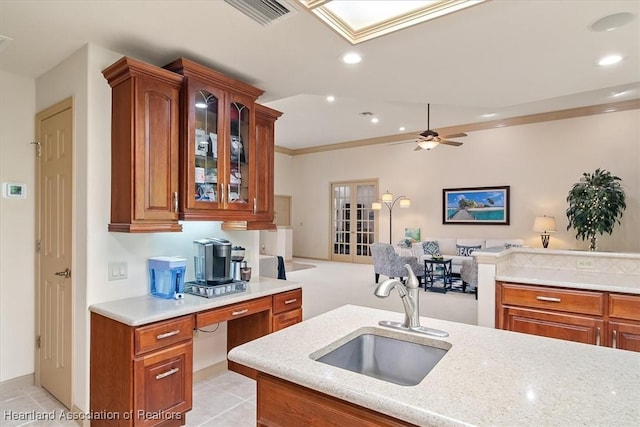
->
{"left": 135, "top": 315, "right": 194, "bottom": 356}
{"left": 609, "top": 293, "right": 640, "bottom": 321}
{"left": 272, "top": 289, "right": 302, "bottom": 314}
{"left": 196, "top": 296, "right": 272, "bottom": 328}
{"left": 133, "top": 341, "right": 192, "bottom": 427}
{"left": 501, "top": 283, "right": 604, "bottom": 316}
{"left": 273, "top": 307, "right": 302, "bottom": 331}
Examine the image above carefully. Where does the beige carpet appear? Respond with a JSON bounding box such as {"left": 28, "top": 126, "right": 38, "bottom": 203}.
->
{"left": 284, "top": 258, "right": 478, "bottom": 326}
{"left": 285, "top": 262, "right": 317, "bottom": 272}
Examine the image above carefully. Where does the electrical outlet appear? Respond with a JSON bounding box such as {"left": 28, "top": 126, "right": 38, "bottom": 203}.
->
{"left": 108, "top": 261, "right": 128, "bottom": 280}
{"left": 576, "top": 258, "right": 595, "bottom": 269}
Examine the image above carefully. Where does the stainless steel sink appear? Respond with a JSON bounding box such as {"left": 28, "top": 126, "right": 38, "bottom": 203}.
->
{"left": 311, "top": 328, "right": 450, "bottom": 386}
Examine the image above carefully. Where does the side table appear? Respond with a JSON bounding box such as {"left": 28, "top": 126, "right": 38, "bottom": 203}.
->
{"left": 423, "top": 258, "right": 453, "bottom": 292}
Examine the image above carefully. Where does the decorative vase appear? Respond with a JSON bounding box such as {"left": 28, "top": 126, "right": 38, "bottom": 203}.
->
{"left": 589, "top": 236, "right": 598, "bottom": 251}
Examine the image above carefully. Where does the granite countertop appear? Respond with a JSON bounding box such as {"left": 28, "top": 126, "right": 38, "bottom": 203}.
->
{"left": 89, "top": 277, "right": 301, "bottom": 326}
{"left": 496, "top": 266, "right": 640, "bottom": 294}
{"left": 228, "top": 304, "right": 640, "bottom": 426}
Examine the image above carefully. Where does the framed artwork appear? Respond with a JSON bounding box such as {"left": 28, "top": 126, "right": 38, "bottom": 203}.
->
{"left": 404, "top": 228, "right": 421, "bottom": 241}
{"left": 443, "top": 186, "right": 510, "bottom": 225}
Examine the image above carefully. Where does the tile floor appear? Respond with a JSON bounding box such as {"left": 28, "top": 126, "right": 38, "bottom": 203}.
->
{"left": 1, "top": 370, "right": 255, "bottom": 427}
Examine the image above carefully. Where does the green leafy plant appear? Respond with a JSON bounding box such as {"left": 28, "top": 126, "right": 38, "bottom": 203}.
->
{"left": 566, "top": 168, "right": 626, "bottom": 250}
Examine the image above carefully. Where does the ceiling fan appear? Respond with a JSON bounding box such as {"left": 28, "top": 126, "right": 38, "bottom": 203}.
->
{"left": 413, "top": 103, "right": 467, "bottom": 151}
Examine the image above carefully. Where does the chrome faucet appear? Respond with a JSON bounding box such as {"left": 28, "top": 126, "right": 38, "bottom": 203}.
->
{"left": 374, "top": 264, "right": 449, "bottom": 337}
{"left": 374, "top": 264, "right": 421, "bottom": 328}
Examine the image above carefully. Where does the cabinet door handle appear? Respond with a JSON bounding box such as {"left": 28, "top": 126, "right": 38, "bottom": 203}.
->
{"left": 220, "top": 184, "right": 225, "bottom": 204}
{"left": 253, "top": 197, "right": 257, "bottom": 214}
{"left": 612, "top": 330, "right": 618, "bottom": 349}
{"left": 284, "top": 299, "right": 297, "bottom": 305}
{"left": 156, "top": 330, "right": 180, "bottom": 340}
{"left": 173, "top": 192, "right": 178, "bottom": 212}
{"left": 536, "top": 296, "right": 561, "bottom": 303}
{"left": 228, "top": 184, "right": 231, "bottom": 202}
{"left": 232, "top": 308, "right": 248, "bottom": 316}
{"left": 155, "top": 367, "right": 179, "bottom": 380}
{"left": 596, "top": 327, "right": 601, "bottom": 346}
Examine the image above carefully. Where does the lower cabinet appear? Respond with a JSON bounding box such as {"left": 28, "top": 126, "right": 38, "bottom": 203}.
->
{"left": 272, "top": 288, "right": 303, "bottom": 331}
{"left": 90, "top": 289, "right": 303, "bottom": 426}
{"left": 256, "top": 373, "right": 414, "bottom": 427}
{"left": 90, "top": 313, "right": 194, "bottom": 427}
{"left": 496, "top": 282, "right": 640, "bottom": 352}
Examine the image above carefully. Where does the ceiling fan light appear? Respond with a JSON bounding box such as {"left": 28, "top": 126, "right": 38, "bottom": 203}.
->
{"left": 418, "top": 140, "right": 439, "bottom": 150}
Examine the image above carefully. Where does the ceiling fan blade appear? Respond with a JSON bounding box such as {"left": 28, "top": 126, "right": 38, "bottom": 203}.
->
{"left": 441, "top": 132, "right": 467, "bottom": 139}
{"left": 440, "top": 140, "right": 463, "bottom": 147}
{"left": 389, "top": 140, "right": 417, "bottom": 146}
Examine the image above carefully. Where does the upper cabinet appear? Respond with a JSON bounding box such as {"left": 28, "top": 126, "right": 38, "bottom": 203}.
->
{"left": 104, "top": 56, "right": 282, "bottom": 232}
{"left": 165, "top": 58, "right": 274, "bottom": 225}
{"left": 103, "top": 57, "right": 183, "bottom": 233}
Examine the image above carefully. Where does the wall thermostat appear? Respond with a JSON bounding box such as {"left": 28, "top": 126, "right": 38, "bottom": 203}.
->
{"left": 2, "top": 182, "right": 27, "bottom": 199}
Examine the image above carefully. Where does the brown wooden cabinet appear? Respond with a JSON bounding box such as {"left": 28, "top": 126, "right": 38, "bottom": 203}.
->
{"left": 163, "top": 58, "right": 281, "bottom": 229}
{"left": 90, "top": 313, "right": 194, "bottom": 426}
{"left": 497, "top": 282, "right": 640, "bottom": 352}
{"left": 608, "top": 293, "right": 640, "bottom": 351}
{"left": 272, "top": 288, "right": 303, "bottom": 331}
{"left": 256, "top": 373, "right": 414, "bottom": 427}
{"left": 102, "top": 57, "right": 183, "bottom": 233}
{"left": 90, "top": 288, "right": 303, "bottom": 424}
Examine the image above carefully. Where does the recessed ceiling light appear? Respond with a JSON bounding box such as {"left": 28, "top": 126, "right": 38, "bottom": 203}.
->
{"left": 481, "top": 113, "right": 497, "bottom": 118}
{"left": 598, "top": 54, "right": 623, "bottom": 66}
{"left": 604, "top": 108, "right": 616, "bottom": 113}
{"left": 341, "top": 52, "right": 362, "bottom": 64}
{"left": 590, "top": 12, "right": 635, "bottom": 32}
{"left": 326, "top": 95, "right": 335, "bottom": 102}
{"left": 371, "top": 117, "right": 379, "bottom": 124}
{"left": 398, "top": 126, "right": 406, "bottom": 131}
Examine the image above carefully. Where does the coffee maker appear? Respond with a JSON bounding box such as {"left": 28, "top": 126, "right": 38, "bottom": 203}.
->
{"left": 193, "top": 238, "right": 232, "bottom": 284}
{"left": 230, "top": 246, "right": 246, "bottom": 281}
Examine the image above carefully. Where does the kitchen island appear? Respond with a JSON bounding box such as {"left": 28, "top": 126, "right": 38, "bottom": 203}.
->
{"left": 228, "top": 304, "right": 640, "bottom": 426}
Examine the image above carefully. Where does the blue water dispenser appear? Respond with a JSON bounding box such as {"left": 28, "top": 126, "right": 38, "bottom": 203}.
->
{"left": 148, "top": 256, "right": 187, "bottom": 299}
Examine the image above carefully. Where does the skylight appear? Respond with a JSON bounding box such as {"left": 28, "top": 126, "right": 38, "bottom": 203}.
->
{"left": 298, "top": 0, "right": 487, "bottom": 44}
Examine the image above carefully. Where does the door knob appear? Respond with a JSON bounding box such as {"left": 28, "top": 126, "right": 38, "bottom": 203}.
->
{"left": 55, "top": 268, "right": 71, "bottom": 278}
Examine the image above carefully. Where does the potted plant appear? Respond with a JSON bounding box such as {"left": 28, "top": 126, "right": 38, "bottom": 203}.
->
{"left": 566, "top": 168, "right": 626, "bottom": 251}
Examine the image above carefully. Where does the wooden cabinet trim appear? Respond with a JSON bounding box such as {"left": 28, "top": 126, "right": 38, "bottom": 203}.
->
{"left": 273, "top": 308, "right": 302, "bottom": 332}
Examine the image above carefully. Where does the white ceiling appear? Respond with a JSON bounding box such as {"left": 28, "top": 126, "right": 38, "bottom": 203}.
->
{"left": 1, "top": 0, "right": 639, "bottom": 151}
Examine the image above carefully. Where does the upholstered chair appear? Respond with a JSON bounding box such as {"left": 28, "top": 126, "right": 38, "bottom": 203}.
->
{"left": 460, "top": 258, "right": 478, "bottom": 299}
{"left": 369, "top": 243, "right": 423, "bottom": 284}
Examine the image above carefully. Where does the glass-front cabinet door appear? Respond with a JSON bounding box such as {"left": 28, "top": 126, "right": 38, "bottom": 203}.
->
{"left": 193, "top": 88, "right": 221, "bottom": 207}
{"left": 225, "top": 94, "right": 254, "bottom": 211}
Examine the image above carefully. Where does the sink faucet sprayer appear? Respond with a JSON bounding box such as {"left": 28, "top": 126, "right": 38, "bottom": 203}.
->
{"left": 374, "top": 264, "right": 449, "bottom": 338}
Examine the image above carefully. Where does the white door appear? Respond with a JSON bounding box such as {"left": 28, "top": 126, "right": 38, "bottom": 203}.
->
{"left": 36, "top": 98, "right": 73, "bottom": 409}
{"left": 330, "top": 181, "right": 377, "bottom": 264}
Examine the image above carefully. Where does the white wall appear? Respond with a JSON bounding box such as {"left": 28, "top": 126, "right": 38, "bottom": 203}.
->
{"left": 0, "top": 44, "right": 262, "bottom": 410}
{"left": 0, "top": 70, "right": 36, "bottom": 382}
{"left": 280, "top": 110, "right": 640, "bottom": 259}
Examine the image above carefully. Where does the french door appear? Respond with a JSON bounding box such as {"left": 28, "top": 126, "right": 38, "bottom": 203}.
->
{"left": 330, "top": 180, "right": 377, "bottom": 263}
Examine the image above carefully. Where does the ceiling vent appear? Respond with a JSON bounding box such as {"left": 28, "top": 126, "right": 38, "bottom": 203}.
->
{"left": 224, "top": 0, "right": 298, "bottom": 26}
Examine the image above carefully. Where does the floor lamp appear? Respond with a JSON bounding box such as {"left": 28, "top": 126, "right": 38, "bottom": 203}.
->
{"left": 372, "top": 191, "right": 410, "bottom": 244}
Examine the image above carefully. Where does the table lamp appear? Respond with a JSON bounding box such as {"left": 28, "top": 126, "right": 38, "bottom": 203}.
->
{"left": 533, "top": 215, "right": 557, "bottom": 248}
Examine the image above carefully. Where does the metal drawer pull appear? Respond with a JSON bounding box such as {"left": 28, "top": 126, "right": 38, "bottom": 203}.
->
{"left": 173, "top": 192, "right": 178, "bottom": 212}
{"left": 536, "top": 296, "right": 561, "bottom": 303}
{"left": 612, "top": 330, "right": 618, "bottom": 349}
{"left": 596, "top": 327, "right": 601, "bottom": 346}
{"left": 284, "top": 299, "right": 297, "bottom": 305}
{"left": 156, "top": 330, "right": 180, "bottom": 340}
{"left": 232, "top": 309, "right": 249, "bottom": 316}
{"left": 155, "top": 367, "right": 179, "bottom": 380}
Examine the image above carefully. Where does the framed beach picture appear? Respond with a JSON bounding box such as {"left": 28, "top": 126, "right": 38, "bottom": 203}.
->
{"left": 443, "top": 186, "right": 510, "bottom": 225}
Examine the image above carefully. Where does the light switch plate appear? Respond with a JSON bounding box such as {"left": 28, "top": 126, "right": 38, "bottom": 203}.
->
{"left": 108, "top": 262, "right": 128, "bottom": 280}
{"left": 576, "top": 258, "right": 595, "bottom": 269}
